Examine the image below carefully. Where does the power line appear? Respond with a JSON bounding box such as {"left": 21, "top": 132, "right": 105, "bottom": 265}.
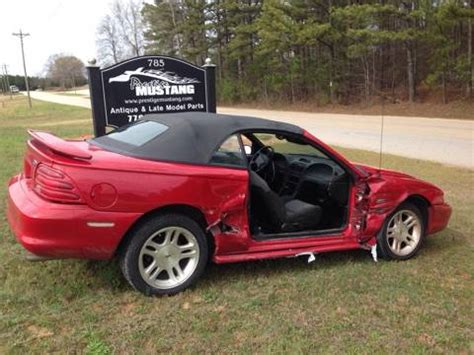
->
{"left": 12, "top": 29, "right": 32, "bottom": 108}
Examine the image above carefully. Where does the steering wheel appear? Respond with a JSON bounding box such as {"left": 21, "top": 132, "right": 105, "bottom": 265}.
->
{"left": 249, "top": 146, "right": 274, "bottom": 172}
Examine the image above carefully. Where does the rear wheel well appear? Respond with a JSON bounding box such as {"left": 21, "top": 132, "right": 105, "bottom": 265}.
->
{"left": 115, "top": 204, "right": 212, "bottom": 257}
{"left": 404, "top": 195, "right": 430, "bottom": 228}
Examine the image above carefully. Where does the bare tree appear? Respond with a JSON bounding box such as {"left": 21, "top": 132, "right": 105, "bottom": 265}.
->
{"left": 112, "top": 0, "right": 145, "bottom": 57}
{"left": 45, "top": 54, "right": 86, "bottom": 89}
{"left": 96, "top": 0, "right": 145, "bottom": 64}
{"left": 96, "top": 15, "right": 124, "bottom": 65}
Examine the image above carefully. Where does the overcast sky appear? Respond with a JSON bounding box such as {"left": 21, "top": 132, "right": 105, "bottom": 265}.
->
{"left": 0, "top": 0, "right": 113, "bottom": 76}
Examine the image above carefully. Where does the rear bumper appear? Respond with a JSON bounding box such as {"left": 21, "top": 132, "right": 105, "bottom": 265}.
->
{"left": 7, "top": 175, "right": 140, "bottom": 260}
{"left": 427, "top": 202, "right": 452, "bottom": 235}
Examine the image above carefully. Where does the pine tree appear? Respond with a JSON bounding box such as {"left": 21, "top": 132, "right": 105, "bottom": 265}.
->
{"left": 140, "top": 0, "right": 473, "bottom": 105}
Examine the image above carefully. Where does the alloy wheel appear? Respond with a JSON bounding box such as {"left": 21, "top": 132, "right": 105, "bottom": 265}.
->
{"left": 386, "top": 209, "right": 422, "bottom": 257}
{"left": 138, "top": 226, "right": 200, "bottom": 289}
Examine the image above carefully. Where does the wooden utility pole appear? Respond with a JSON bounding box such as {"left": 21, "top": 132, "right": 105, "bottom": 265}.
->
{"left": 12, "top": 29, "right": 32, "bottom": 108}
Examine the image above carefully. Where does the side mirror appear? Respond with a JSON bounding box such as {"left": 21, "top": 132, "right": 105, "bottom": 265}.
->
{"left": 243, "top": 145, "right": 252, "bottom": 155}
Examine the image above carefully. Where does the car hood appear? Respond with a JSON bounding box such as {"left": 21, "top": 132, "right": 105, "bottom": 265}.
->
{"left": 354, "top": 164, "right": 415, "bottom": 180}
{"left": 353, "top": 163, "right": 444, "bottom": 203}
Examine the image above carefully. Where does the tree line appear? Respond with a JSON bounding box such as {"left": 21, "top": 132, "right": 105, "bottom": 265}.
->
{"left": 1, "top": 55, "right": 88, "bottom": 93}
{"left": 99, "top": 0, "right": 471, "bottom": 105}
{"left": 0, "top": 74, "right": 45, "bottom": 92}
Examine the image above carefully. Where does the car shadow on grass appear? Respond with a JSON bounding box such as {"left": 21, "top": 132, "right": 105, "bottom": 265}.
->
{"left": 200, "top": 250, "right": 368, "bottom": 283}
{"left": 79, "top": 249, "right": 375, "bottom": 294}
{"left": 78, "top": 259, "right": 128, "bottom": 293}
{"left": 76, "top": 228, "right": 459, "bottom": 294}
{"left": 202, "top": 229, "right": 459, "bottom": 281}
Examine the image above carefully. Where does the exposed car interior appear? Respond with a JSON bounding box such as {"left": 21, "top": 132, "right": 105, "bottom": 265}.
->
{"left": 210, "top": 131, "right": 352, "bottom": 238}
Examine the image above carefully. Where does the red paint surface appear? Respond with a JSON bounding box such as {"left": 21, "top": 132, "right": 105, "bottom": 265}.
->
{"left": 7, "top": 129, "right": 451, "bottom": 262}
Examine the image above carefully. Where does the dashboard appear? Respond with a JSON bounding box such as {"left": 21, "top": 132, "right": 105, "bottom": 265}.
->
{"left": 273, "top": 154, "right": 348, "bottom": 205}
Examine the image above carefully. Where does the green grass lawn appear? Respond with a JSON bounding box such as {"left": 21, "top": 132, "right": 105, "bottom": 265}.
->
{"left": 0, "top": 96, "right": 472, "bottom": 353}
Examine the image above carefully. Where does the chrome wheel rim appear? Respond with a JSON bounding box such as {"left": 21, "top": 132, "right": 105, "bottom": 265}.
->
{"left": 139, "top": 226, "right": 200, "bottom": 289}
{"left": 386, "top": 210, "right": 422, "bottom": 256}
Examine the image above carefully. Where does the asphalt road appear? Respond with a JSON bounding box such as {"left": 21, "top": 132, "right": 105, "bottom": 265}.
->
{"left": 27, "top": 90, "right": 92, "bottom": 108}
{"left": 26, "top": 91, "right": 473, "bottom": 168}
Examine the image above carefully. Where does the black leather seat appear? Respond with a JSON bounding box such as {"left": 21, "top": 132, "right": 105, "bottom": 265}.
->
{"left": 249, "top": 171, "right": 322, "bottom": 232}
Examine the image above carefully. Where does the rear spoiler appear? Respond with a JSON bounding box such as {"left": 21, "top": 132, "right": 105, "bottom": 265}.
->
{"left": 27, "top": 130, "right": 92, "bottom": 160}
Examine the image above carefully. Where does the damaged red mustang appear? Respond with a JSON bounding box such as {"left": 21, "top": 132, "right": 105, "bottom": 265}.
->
{"left": 7, "top": 112, "right": 452, "bottom": 295}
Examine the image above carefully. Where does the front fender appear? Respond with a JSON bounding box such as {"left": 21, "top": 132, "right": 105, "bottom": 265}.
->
{"left": 362, "top": 172, "right": 441, "bottom": 240}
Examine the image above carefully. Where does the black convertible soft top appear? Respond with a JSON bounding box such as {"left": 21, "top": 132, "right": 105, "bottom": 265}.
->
{"left": 92, "top": 112, "right": 303, "bottom": 165}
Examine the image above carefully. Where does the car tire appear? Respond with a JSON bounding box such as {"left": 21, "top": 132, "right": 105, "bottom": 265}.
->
{"left": 377, "top": 202, "right": 425, "bottom": 260}
{"left": 119, "top": 213, "right": 208, "bottom": 296}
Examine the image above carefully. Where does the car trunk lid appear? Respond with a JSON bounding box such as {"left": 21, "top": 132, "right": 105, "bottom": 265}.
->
{"left": 22, "top": 131, "right": 97, "bottom": 204}
{"left": 24, "top": 130, "right": 172, "bottom": 174}
{"left": 27, "top": 130, "right": 92, "bottom": 161}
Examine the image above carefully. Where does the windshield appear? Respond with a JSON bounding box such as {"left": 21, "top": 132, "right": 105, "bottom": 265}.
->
{"left": 251, "top": 133, "right": 329, "bottom": 159}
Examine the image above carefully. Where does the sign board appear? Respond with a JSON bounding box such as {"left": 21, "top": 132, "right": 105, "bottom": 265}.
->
{"left": 87, "top": 55, "right": 216, "bottom": 136}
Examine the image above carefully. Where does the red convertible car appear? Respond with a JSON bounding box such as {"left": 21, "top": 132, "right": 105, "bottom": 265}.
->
{"left": 7, "top": 113, "right": 451, "bottom": 295}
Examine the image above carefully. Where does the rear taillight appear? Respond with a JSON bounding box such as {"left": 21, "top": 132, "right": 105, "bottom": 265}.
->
{"left": 33, "top": 164, "right": 83, "bottom": 204}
